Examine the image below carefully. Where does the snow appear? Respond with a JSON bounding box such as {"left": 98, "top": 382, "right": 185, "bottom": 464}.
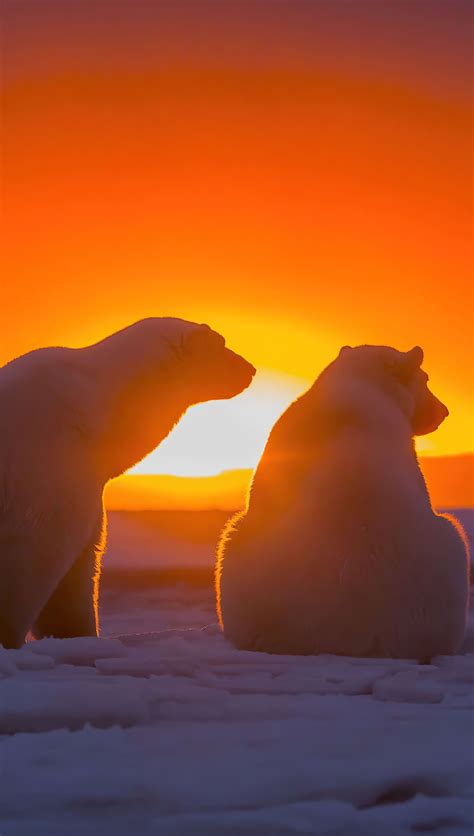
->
{"left": 1, "top": 509, "right": 473, "bottom": 835}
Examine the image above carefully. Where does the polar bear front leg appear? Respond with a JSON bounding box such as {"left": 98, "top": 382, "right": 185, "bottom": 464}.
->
{"left": 32, "top": 514, "right": 104, "bottom": 640}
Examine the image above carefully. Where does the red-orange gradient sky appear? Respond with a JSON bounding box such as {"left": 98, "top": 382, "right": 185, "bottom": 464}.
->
{"left": 3, "top": 1, "right": 473, "bottom": 483}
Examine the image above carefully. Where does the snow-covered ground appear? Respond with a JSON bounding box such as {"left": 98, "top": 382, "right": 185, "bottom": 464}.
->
{"left": 1, "top": 509, "right": 473, "bottom": 836}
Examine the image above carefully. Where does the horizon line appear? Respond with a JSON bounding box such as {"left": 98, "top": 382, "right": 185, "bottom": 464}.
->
{"left": 104, "top": 454, "right": 474, "bottom": 511}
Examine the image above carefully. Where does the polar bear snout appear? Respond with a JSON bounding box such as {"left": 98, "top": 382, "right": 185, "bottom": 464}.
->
{"left": 201, "top": 342, "right": 256, "bottom": 399}
{"left": 221, "top": 347, "right": 256, "bottom": 395}
{"left": 179, "top": 324, "right": 255, "bottom": 401}
{"left": 412, "top": 387, "right": 449, "bottom": 436}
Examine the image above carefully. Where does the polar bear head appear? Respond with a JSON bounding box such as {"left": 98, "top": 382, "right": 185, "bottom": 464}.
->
{"left": 89, "top": 317, "right": 255, "bottom": 401}
{"left": 85, "top": 318, "right": 255, "bottom": 477}
{"left": 329, "top": 344, "right": 448, "bottom": 436}
{"left": 169, "top": 321, "right": 257, "bottom": 402}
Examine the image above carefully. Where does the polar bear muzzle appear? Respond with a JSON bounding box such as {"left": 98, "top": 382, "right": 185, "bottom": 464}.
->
{"left": 181, "top": 325, "right": 256, "bottom": 401}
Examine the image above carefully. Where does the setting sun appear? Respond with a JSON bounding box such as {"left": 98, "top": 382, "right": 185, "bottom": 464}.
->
{"left": 131, "top": 369, "right": 307, "bottom": 477}
{"left": 3, "top": 0, "right": 472, "bottom": 506}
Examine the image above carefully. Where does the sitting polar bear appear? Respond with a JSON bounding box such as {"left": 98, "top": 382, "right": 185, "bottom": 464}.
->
{"left": 216, "top": 345, "right": 470, "bottom": 660}
{"left": 0, "top": 318, "right": 255, "bottom": 648}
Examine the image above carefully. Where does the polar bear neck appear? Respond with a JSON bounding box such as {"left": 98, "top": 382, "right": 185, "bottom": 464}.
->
{"left": 76, "top": 327, "right": 197, "bottom": 481}
{"left": 88, "top": 364, "right": 192, "bottom": 481}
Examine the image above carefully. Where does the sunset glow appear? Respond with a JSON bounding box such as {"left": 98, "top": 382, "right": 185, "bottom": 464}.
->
{"left": 132, "top": 369, "right": 307, "bottom": 477}
{"left": 3, "top": 1, "right": 472, "bottom": 501}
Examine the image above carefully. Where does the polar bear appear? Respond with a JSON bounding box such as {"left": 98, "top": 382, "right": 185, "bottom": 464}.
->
{"left": 216, "top": 345, "right": 470, "bottom": 660}
{"left": 0, "top": 318, "right": 255, "bottom": 648}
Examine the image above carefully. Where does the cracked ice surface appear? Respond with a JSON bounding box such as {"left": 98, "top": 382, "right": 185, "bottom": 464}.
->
{"left": 1, "top": 617, "right": 474, "bottom": 836}
{"left": 0, "top": 508, "right": 473, "bottom": 835}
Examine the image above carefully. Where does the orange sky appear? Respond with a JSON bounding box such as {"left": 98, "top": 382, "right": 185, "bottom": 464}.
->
{"left": 3, "top": 1, "right": 473, "bottom": 485}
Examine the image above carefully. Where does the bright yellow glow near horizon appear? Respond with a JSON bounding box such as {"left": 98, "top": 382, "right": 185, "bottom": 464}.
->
{"left": 131, "top": 369, "right": 309, "bottom": 477}
{"left": 131, "top": 363, "right": 472, "bottom": 479}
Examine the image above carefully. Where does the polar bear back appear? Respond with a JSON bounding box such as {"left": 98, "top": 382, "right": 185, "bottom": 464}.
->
{"left": 217, "top": 346, "right": 470, "bottom": 659}
{"left": 219, "top": 430, "right": 468, "bottom": 657}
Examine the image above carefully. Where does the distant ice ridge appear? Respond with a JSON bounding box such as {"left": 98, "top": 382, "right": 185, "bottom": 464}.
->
{"left": 1, "top": 617, "right": 474, "bottom": 836}
{"left": 104, "top": 508, "right": 474, "bottom": 571}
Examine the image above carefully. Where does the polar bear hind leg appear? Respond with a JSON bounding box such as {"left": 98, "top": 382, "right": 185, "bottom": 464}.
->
{"left": 32, "top": 513, "right": 105, "bottom": 640}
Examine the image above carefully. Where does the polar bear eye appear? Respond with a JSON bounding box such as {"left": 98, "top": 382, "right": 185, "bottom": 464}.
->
{"left": 165, "top": 334, "right": 186, "bottom": 359}
{"left": 385, "top": 356, "right": 412, "bottom": 384}
{"left": 395, "top": 360, "right": 418, "bottom": 384}
{"left": 385, "top": 358, "right": 398, "bottom": 374}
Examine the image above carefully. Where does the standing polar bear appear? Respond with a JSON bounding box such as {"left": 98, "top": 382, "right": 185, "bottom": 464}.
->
{"left": 0, "top": 318, "right": 255, "bottom": 648}
{"left": 217, "top": 345, "right": 470, "bottom": 660}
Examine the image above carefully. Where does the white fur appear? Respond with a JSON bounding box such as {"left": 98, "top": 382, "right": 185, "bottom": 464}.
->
{"left": 217, "top": 345, "right": 470, "bottom": 659}
{"left": 0, "top": 318, "right": 254, "bottom": 647}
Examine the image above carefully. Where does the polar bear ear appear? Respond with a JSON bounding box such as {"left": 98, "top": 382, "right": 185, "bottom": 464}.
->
{"left": 184, "top": 324, "right": 226, "bottom": 354}
{"left": 405, "top": 346, "right": 424, "bottom": 367}
{"left": 399, "top": 346, "right": 423, "bottom": 376}
{"left": 338, "top": 345, "right": 352, "bottom": 357}
{"left": 394, "top": 346, "right": 424, "bottom": 383}
{"left": 198, "top": 323, "right": 225, "bottom": 347}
